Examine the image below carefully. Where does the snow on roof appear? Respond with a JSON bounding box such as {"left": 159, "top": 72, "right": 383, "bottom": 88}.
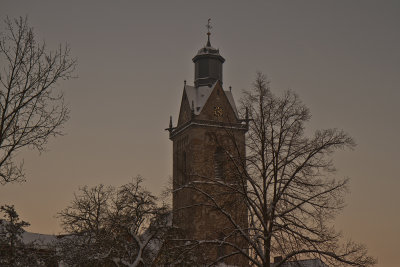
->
{"left": 272, "top": 259, "right": 328, "bottom": 267}
{"left": 195, "top": 45, "right": 220, "bottom": 56}
{"left": 184, "top": 82, "right": 238, "bottom": 117}
{"left": 184, "top": 83, "right": 210, "bottom": 115}
{"left": 22, "top": 231, "right": 58, "bottom": 247}
{"left": 224, "top": 90, "right": 238, "bottom": 116}
{"left": 0, "top": 219, "right": 57, "bottom": 249}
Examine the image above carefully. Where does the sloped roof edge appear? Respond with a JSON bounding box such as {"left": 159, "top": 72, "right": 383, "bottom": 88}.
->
{"left": 184, "top": 81, "right": 238, "bottom": 117}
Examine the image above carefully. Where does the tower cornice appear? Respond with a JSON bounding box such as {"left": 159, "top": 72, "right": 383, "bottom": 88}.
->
{"left": 169, "top": 118, "right": 248, "bottom": 140}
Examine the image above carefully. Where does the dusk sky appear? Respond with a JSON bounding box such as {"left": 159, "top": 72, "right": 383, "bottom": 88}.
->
{"left": 1, "top": 1, "right": 399, "bottom": 266}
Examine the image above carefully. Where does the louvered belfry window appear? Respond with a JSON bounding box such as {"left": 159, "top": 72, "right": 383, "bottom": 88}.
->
{"left": 183, "top": 151, "right": 187, "bottom": 176}
{"left": 214, "top": 147, "right": 225, "bottom": 180}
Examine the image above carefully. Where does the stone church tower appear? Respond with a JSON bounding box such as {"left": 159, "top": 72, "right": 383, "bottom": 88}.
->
{"left": 167, "top": 26, "right": 248, "bottom": 266}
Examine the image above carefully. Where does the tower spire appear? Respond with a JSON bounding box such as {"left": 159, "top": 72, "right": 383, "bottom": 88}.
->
{"left": 193, "top": 19, "right": 224, "bottom": 87}
{"left": 206, "top": 18, "right": 212, "bottom": 47}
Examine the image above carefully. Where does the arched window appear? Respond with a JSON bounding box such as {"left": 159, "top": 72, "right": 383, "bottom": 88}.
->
{"left": 214, "top": 147, "right": 225, "bottom": 180}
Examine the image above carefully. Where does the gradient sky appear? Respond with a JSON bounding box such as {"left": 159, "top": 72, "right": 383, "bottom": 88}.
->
{"left": 1, "top": 1, "right": 399, "bottom": 266}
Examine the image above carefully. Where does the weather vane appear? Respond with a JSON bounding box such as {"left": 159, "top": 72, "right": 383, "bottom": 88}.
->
{"left": 206, "top": 18, "right": 212, "bottom": 35}
{"left": 206, "top": 18, "right": 212, "bottom": 46}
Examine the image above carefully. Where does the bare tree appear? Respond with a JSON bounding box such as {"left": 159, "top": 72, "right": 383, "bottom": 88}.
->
{"left": 57, "top": 176, "right": 171, "bottom": 267}
{"left": 56, "top": 184, "right": 113, "bottom": 265}
{"left": 177, "top": 73, "right": 376, "bottom": 267}
{"left": 0, "top": 16, "right": 76, "bottom": 184}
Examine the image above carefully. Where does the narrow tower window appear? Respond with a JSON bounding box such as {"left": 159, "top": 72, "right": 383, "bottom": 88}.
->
{"left": 214, "top": 147, "right": 225, "bottom": 180}
{"left": 183, "top": 151, "right": 187, "bottom": 180}
{"left": 178, "top": 151, "right": 187, "bottom": 185}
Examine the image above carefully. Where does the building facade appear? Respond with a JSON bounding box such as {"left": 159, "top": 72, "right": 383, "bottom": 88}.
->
{"left": 167, "top": 30, "right": 248, "bottom": 266}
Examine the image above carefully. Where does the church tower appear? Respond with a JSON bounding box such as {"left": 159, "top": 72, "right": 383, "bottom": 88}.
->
{"left": 167, "top": 22, "right": 248, "bottom": 266}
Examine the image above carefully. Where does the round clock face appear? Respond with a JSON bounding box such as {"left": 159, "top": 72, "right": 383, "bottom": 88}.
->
{"left": 214, "top": 106, "right": 223, "bottom": 117}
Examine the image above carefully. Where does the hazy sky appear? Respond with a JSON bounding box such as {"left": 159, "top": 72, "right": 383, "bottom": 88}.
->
{"left": 1, "top": 1, "right": 399, "bottom": 266}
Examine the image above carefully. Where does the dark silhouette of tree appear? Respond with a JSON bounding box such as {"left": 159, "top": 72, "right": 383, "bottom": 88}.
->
{"left": 0, "top": 205, "right": 29, "bottom": 265}
{"left": 176, "top": 73, "right": 376, "bottom": 267}
{"left": 0, "top": 16, "right": 76, "bottom": 184}
{"left": 57, "top": 176, "right": 171, "bottom": 266}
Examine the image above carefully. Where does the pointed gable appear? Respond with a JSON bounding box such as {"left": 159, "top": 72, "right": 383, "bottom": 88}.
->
{"left": 196, "top": 81, "right": 239, "bottom": 123}
{"left": 183, "top": 81, "right": 238, "bottom": 119}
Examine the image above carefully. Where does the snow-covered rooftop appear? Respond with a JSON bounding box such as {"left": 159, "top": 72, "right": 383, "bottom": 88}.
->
{"left": 184, "top": 82, "right": 238, "bottom": 117}
{"left": 196, "top": 45, "right": 220, "bottom": 56}
{"left": 272, "top": 259, "right": 328, "bottom": 267}
{"left": 22, "top": 231, "right": 58, "bottom": 247}
{"left": 0, "top": 219, "right": 57, "bottom": 248}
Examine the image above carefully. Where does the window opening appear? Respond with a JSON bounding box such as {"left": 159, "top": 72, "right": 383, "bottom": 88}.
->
{"left": 214, "top": 147, "right": 225, "bottom": 180}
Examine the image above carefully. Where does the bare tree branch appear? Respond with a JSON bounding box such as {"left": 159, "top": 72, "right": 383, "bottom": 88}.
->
{"left": 57, "top": 176, "right": 171, "bottom": 266}
{"left": 0, "top": 16, "right": 76, "bottom": 184}
{"left": 171, "top": 73, "right": 376, "bottom": 267}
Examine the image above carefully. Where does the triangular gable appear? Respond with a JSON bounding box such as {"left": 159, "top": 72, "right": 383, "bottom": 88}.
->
{"left": 197, "top": 81, "right": 239, "bottom": 122}
{"left": 183, "top": 81, "right": 238, "bottom": 118}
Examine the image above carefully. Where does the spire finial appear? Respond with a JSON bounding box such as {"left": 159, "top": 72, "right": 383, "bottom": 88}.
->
{"left": 165, "top": 116, "right": 175, "bottom": 136}
{"left": 206, "top": 18, "right": 212, "bottom": 46}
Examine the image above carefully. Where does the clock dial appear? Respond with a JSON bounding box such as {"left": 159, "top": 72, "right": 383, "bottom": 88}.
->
{"left": 214, "top": 106, "right": 223, "bottom": 117}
